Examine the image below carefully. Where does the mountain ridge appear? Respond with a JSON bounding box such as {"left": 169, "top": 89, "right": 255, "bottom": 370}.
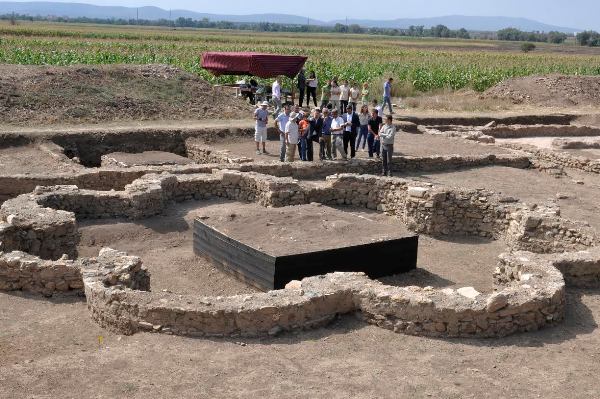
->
{"left": 0, "top": 1, "right": 581, "bottom": 33}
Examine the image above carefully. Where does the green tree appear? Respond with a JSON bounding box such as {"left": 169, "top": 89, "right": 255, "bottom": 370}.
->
{"left": 520, "top": 42, "right": 536, "bottom": 52}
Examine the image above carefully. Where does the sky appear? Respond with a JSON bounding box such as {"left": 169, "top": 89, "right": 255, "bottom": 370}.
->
{"left": 9, "top": 0, "right": 600, "bottom": 30}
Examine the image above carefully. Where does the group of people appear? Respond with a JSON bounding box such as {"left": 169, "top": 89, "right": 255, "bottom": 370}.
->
{"left": 254, "top": 77, "right": 396, "bottom": 176}
{"left": 271, "top": 72, "right": 395, "bottom": 117}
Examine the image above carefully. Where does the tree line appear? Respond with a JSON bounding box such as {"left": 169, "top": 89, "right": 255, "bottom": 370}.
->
{"left": 496, "top": 28, "right": 569, "bottom": 44}
{"left": 3, "top": 13, "right": 598, "bottom": 47}
{"left": 576, "top": 31, "right": 600, "bottom": 47}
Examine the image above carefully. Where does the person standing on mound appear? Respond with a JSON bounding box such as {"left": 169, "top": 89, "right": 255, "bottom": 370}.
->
{"left": 253, "top": 101, "right": 269, "bottom": 155}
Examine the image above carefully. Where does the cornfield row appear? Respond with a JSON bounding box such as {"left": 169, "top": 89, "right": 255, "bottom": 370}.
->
{"left": 1, "top": 22, "right": 600, "bottom": 93}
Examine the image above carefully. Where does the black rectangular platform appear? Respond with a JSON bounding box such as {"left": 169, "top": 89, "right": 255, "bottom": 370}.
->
{"left": 193, "top": 218, "right": 418, "bottom": 291}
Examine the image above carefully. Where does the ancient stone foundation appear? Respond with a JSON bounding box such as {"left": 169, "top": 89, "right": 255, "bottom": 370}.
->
{"left": 0, "top": 167, "right": 599, "bottom": 339}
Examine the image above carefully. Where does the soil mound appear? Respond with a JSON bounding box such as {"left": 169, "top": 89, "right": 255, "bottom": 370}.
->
{"left": 0, "top": 64, "right": 253, "bottom": 126}
{"left": 484, "top": 74, "right": 600, "bottom": 107}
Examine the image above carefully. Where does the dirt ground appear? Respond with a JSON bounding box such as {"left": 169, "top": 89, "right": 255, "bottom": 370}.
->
{"left": 408, "top": 165, "right": 600, "bottom": 232}
{"left": 484, "top": 74, "right": 600, "bottom": 107}
{"left": 101, "top": 151, "right": 194, "bottom": 167}
{"left": 2, "top": 111, "right": 600, "bottom": 396}
{"left": 211, "top": 131, "right": 510, "bottom": 162}
{"left": 0, "top": 144, "right": 83, "bottom": 176}
{"left": 0, "top": 64, "right": 253, "bottom": 126}
{"left": 197, "top": 202, "right": 413, "bottom": 256}
{"left": 1, "top": 285, "right": 599, "bottom": 398}
{"left": 497, "top": 136, "right": 600, "bottom": 160}
{"left": 76, "top": 200, "right": 503, "bottom": 296}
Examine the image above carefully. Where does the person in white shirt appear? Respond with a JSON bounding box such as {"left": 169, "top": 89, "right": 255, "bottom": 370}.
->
{"left": 284, "top": 112, "right": 300, "bottom": 162}
{"left": 379, "top": 115, "right": 397, "bottom": 176}
{"left": 339, "top": 80, "right": 350, "bottom": 114}
{"left": 349, "top": 83, "right": 360, "bottom": 112}
{"left": 372, "top": 99, "right": 384, "bottom": 120}
{"left": 329, "top": 80, "right": 341, "bottom": 112}
{"left": 274, "top": 105, "right": 291, "bottom": 162}
{"left": 272, "top": 77, "right": 282, "bottom": 116}
{"left": 330, "top": 109, "right": 347, "bottom": 161}
{"left": 306, "top": 71, "right": 318, "bottom": 107}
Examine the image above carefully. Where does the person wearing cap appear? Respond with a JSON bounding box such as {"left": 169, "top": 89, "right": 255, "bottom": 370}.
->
{"left": 275, "top": 105, "right": 291, "bottom": 162}
{"left": 379, "top": 115, "right": 396, "bottom": 176}
{"left": 284, "top": 112, "right": 300, "bottom": 162}
{"left": 320, "top": 108, "right": 333, "bottom": 161}
{"left": 330, "top": 109, "right": 347, "bottom": 161}
{"left": 253, "top": 101, "right": 270, "bottom": 155}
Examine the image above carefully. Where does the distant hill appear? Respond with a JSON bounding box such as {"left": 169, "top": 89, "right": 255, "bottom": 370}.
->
{"left": 338, "top": 15, "right": 579, "bottom": 34}
{"left": 0, "top": 2, "right": 581, "bottom": 33}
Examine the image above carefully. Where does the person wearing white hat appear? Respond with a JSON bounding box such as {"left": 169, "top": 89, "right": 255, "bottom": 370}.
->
{"left": 284, "top": 112, "right": 300, "bottom": 162}
{"left": 254, "top": 101, "right": 270, "bottom": 155}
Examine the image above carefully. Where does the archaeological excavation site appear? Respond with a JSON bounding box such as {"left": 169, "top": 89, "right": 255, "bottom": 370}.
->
{"left": 3, "top": 105, "right": 600, "bottom": 340}
{"left": 2, "top": 65, "right": 600, "bottom": 397}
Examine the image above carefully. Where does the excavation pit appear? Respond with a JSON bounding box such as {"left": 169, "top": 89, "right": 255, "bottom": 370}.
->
{"left": 193, "top": 203, "right": 419, "bottom": 291}
{"left": 100, "top": 151, "right": 194, "bottom": 168}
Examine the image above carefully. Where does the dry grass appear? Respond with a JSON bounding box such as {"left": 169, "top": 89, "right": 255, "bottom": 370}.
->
{"left": 401, "top": 89, "right": 514, "bottom": 112}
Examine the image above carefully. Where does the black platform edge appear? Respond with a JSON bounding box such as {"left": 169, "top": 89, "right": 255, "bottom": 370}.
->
{"left": 194, "top": 218, "right": 419, "bottom": 291}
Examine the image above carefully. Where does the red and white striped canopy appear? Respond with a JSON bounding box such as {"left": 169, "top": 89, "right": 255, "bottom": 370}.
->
{"left": 201, "top": 52, "right": 308, "bottom": 78}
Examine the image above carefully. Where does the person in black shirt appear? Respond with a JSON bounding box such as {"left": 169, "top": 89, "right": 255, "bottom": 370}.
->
{"left": 342, "top": 107, "right": 361, "bottom": 159}
{"left": 307, "top": 108, "right": 323, "bottom": 161}
{"left": 367, "top": 109, "right": 382, "bottom": 158}
{"left": 297, "top": 69, "right": 306, "bottom": 107}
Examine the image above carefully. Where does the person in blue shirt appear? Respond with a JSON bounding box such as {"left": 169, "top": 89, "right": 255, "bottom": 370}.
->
{"left": 383, "top": 77, "right": 394, "bottom": 115}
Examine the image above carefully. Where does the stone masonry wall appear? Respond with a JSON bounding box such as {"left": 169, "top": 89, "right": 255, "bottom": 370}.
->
{"left": 0, "top": 250, "right": 83, "bottom": 296}
{"left": 79, "top": 247, "right": 567, "bottom": 338}
{"left": 1, "top": 170, "right": 595, "bottom": 261}
{"left": 499, "top": 142, "right": 600, "bottom": 174}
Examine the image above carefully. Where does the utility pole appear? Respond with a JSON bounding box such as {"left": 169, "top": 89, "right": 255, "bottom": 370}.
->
{"left": 136, "top": 8, "right": 138, "bottom": 24}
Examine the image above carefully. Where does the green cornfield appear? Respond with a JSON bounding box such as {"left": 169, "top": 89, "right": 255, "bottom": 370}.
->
{"left": 1, "top": 21, "right": 600, "bottom": 94}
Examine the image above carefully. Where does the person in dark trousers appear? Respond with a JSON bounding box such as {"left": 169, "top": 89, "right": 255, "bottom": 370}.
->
{"left": 379, "top": 115, "right": 396, "bottom": 176}
{"left": 320, "top": 108, "right": 333, "bottom": 160}
{"left": 306, "top": 71, "right": 318, "bottom": 107}
{"left": 308, "top": 108, "right": 323, "bottom": 162}
{"left": 355, "top": 104, "right": 370, "bottom": 151}
{"left": 383, "top": 77, "right": 394, "bottom": 115}
{"left": 367, "top": 109, "right": 382, "bottom": 158}
{"left": 297, "top": 69, "right": 306, "bottom": 107}
{"left": 342, "top": 106, "right": 360, "bottom": 159}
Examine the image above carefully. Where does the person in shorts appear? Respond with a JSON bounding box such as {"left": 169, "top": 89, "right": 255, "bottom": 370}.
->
{"left": 254, "top": 101, "right": 269, "bottom": 155}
